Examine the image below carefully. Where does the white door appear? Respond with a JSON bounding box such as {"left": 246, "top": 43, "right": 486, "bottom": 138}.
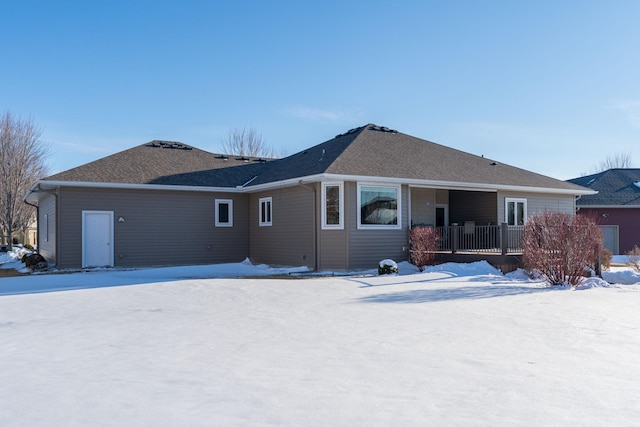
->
{"left": 599, "top": 225, "right": 620, "bottom": 255}
{"left": 82, "top": 211, "right": 114, "bottom": 267}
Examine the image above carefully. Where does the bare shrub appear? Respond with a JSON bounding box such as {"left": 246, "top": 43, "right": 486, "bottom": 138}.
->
{"left": 521, "top": 211, "right": 602, "bottom": 287}
{"left": 409, "top": 226, "right": 439, "bottom": 271}
{"left": 627, "top": 245, "right": 640, "bottom": 273}
{"left": 600, "top": 247, "right": 613, "bottom": 271}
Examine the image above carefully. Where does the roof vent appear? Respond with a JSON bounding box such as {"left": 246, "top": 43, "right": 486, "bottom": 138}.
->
{"left": 215, "top": 155, "right": 229, "bottom": 161}
{"left": 236, "top": 156, "right": 250, "bottom": 162}
{"left": 335, "top": 126, "right": 365, "bottom": 138}
{"left": 146, "top": 141, "right": 192, "bottom": 150}
{"left": 252, "top": 158, "right": 267, "bottom": 163}
{"left": 368, "top": 125, "right": 398, "bottom": 134}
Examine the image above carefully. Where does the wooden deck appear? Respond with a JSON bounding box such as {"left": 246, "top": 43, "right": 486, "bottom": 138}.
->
{"left": 434, "top": 252, "right": 523, "bottom": 273}
{"left": 416, "top": 223, "right": 525, "bottom": 273}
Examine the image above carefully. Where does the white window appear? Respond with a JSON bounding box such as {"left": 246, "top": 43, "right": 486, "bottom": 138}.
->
{"left": 215, "top": 199, "right": 233, "bottom": 227}
{"left": 322, "top": 182, "right": 344, "bottom": 229}
{"left": 259, "top": 197, "right": 272, "bottom": 226}
{"left": 357, "top": 183, "right": 401, "bottom": 229}
{"left": 506, "top": 198, "right": 527, "bottom": 225}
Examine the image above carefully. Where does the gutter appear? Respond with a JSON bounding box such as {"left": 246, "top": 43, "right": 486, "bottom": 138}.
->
{"left": 23, "top": 183, "right": 60, "bottom": 261}
{"left": 29, "top": 172, "right": 598, "bottom": 197}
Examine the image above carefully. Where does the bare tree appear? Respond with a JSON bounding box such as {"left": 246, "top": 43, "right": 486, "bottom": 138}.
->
{"left": 221, "top": 127, "right": 285, "bottom": 158}
{"left": 589, "top": 152, "right": 633, "bottom": 174}
{"left": 0, "top": 112, "right": 49, "bottom": 250}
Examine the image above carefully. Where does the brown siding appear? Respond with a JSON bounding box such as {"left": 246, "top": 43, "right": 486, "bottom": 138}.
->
{"left": 347, "top": 182, "right": 409, "bottom": 270}
{"left": 249, "top": 186, "right": 316, "bottom": 268}
{"left": 38, "top": 193, "right": 57, "bottom": 265}
{"left": 57, "top": 187, "right": 249, "bottom": 269}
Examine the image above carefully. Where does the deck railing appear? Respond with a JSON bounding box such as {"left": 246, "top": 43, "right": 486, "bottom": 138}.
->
{"left": 433, "top": 223, "right": 524, "bottom": 255}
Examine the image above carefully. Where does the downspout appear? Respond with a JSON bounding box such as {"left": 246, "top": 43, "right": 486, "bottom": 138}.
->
{"left": 24, "top": 183, "right": 60, "bottom": 264}
{"left": 298, "top": 181, "right": 318, "bottom": 271}
{"left": 23, "top": 198, "right": 39, "bottom": 249}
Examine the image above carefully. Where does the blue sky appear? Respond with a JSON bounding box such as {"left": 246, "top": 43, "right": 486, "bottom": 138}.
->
{"left": 2, "top": 1, "right": 639, "bottom": 179}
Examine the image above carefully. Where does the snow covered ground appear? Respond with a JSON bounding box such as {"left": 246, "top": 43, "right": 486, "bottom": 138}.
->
{"left": 1, "top": 251, "right": 640, "bottom": 426}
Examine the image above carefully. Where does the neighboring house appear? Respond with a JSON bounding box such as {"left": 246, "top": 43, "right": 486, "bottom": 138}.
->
{"left": 1, "top": 218, "right": 36, "bottom": 248}
{"left": 14, "top": 218, "right": 38, "bottom": 247}
{"left": 568, "top": 169, "right": 640, "bottom": 255}
{"left": 26, "top": 125, "right": 594, "bottom": 271}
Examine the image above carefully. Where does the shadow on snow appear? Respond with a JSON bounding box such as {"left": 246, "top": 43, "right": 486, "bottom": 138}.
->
{"left": 353, "top": 274, "right": 557, "bottom": 303}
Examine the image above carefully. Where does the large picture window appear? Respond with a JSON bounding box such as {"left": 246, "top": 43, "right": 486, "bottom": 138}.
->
{"left": 259, "top": 197, "right": 272, "bottom": 226}
{"left": 357, "top": 184, "right": 401, "bottom": 229}
{"left": 322, "top": 182, "right": 343, "bottom": 229}
{"left": 215, "top": 199, "right": 233, "bottom": 227}
{"left": 506, "top": 198, "right": 527, "bottom": 226}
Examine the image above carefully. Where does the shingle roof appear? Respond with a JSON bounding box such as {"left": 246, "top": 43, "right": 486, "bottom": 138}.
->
{"left": 242, "top": 124, "right": 591, "bottom": 193}
{"left": 44, "top": 140, "right": 271, "bottom": 186}
{"left": 43, "top": 126, "right": 593, "bottom": 194}
{"left": 568, "top": 169, "right": 640, "bottom": 206}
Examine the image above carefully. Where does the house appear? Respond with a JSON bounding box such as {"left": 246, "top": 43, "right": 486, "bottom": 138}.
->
{"left": 14, "top": 218, "right": 38, "bottom": 247}
{"left": 568, "top": 169, "right": 640, "bottom": 255}
{"left": 26, "top": 124, "right": 594, "bottom": 271}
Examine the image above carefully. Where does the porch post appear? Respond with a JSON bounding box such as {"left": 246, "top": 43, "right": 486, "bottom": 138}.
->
{"left": 501, "top": 222, "right": 508, "bottom": 255}
{"left": 451, "top": 225, "right": 459, "bottom": 254}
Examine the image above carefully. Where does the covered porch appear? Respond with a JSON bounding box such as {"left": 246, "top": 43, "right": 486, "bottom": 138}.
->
{"left": 409, "top": 187, "right": 525, "bottom": 271}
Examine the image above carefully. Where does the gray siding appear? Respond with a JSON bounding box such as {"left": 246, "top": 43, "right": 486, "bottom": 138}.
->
{"left": 38, "top": 193, "right": 57, "bottom": 265}
{"left": 318, "top": 182, "right": 349, "bottom": 271}
{"left": 410, "top": 187, "right": 436, "bottom": 226}
{"left": 347, "top": 182, "right": 409, "bottom": 270}
{"left": 497, "top": 191, "right": 576, "bottom": 224}
{"left": 57, "top": 187, "right": 249, "bottom": 269}
{"left": 435, "top": 189, "right": 449, "bottom": 205}
{"left": 249, "top": 186, "right": 316, "bottom": 268}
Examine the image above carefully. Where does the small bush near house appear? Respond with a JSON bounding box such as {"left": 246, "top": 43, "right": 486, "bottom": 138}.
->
{"left": 600, "top": 247, "right": 613, "bottom": 271}
{"left": 22, "top": 253, "right": 47, "bottom": 270}
{"left": 521, "top": 211, "right": 602, "bottom": 287}
{"left": 409, "top": 226, "right": 439, "bottom": 272}
{"left": 378, "top": 259, "right": 398, "bottom": 275}
{"left": 627, "top": 245, "right": 640, "bottom": 273}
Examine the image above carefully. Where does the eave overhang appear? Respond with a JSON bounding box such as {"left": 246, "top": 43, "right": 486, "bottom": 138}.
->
{"left": 577, "top": 204, "right": 640, "bottom": 209}
{"left": 26, "top": 173, "right": 596, "bottom": 204}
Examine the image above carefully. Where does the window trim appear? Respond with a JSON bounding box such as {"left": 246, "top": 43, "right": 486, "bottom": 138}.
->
{"left": 215, "top": 199, "right": 233, "bottom": 227}
{"left": 505, "top": 197, "right": 527, "bottom": 226}
{"left": 357, "top": 183, "right": 402, "bottom": 230}
{"left": 321, "top": 182, "right": 344, "bottom": 230}
{"left": 259, "top": 197, "right": 272, "bottom": 227}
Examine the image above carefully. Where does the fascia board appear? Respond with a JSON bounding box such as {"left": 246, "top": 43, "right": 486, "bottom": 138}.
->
{"left": 578, "top": 204, "right": 640, "bottom": 209}
{"left": 32, "top": 174, "right": 598, "bottom": 198}
{"left": 308, "top": 174, "right": 597, "bottom": 196}
{"left": 34, "top": 180, "right": 239, "bottom": 193}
